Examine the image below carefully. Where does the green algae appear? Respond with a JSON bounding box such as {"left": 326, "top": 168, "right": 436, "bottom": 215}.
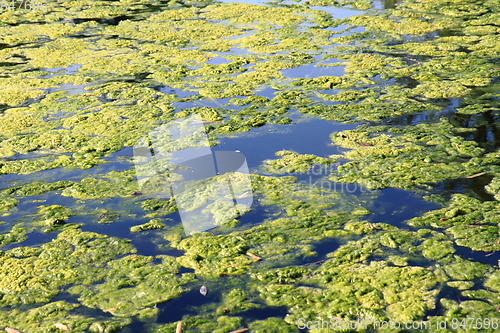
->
{"left": 89, "top": 319, "right": 131, "bottom": 333}
{"left": 263, "top": 150, "right": 336, "bottom": 174}
{"left": 0, "top": 196, "right": 18, "bottom": 215}
{"left": 70, "top": 254, "right": 194, "bottom": 317}
{"left": 61, "top": 171, "right": 140, "bottom": 199}
{"left": 36, "top": 204, "right": 73, "bottom": 226}
{"left": 0, "top": 301, "right": 96, "bottom": 332}
{"left": 2, "top": 181, "right": 74, "bottom": 198}
{"left": 0, "top": 226, "right": 195, "bottom": 327}
{"left": 0, "top": 228, "right": 136, "bottom": 307}
{"left": 0, "top": 0, "right": 499, "bottom": 330}
{"left": 0, "top": 223, "right": 27, "bottom": 248}
{"left": 249, "top": 317, "right": 299, "bottom": 333}
{"left": 329, "top": 119, "right": 495, "bottom": 190}
{"left": 447, "top": 280, "right": 474, "bottom": 291}
{"left": 130, "top": 218, "right": 166, "bottom": 233}
{"left": 258, "top": 259, "right": 442, "bottom": 325}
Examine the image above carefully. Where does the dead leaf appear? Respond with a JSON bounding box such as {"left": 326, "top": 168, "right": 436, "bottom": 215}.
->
{"left": 54, "top": 323, "right": 71, "bottom": 331}
{"left": 176, "top": 321, "right": 183, "bottom": 333}
{"left": 5, "top": 328, "right": 21, "bottom": 333}
{"left": 358, "top": 142, "right": 373, "bottom": 146}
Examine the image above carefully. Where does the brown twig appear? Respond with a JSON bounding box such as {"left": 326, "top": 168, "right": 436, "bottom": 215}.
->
{"left": 301, "top": 259, "right": 325, "bottom": 266}
{"left": 466, "top": 172, "right": 486, "bottom": 179}
{"left": 247, "top": 252, "right": 261, "bottom": 261}
{"left": 228, "top": 329, "right": 248, "bottom": 333}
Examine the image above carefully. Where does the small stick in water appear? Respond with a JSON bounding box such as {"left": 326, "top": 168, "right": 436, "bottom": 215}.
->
{"left": 176, "top": 321, "right": 182, "bottom": 333}
{"left": 247, "top": 252, "right": 261, "bottom": 261}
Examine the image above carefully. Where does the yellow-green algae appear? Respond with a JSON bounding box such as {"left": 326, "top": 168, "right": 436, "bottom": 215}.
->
{"left": 130, "top": 218, "right": 166, "bottom": 232}
{"left": 0, "top": 0, "right": 500, "bottom": 331}
{"left": 0, "top": 301, "right": 130, "bottom": 333}
{"left": 329, "top": 119, "right": 497, "bottom": 190}
{"left": 0, "top": 226, "right": 195, "bottom": 330}
{"left": 263, "top": 150, "right": 336, "bottom": 174}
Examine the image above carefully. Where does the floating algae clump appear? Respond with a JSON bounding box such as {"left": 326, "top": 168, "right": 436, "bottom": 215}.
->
{"left": 263, "top": 150, "right": 336, "bottom": 174}
{"left": 259, "top": 259, "right": 442, "bottom": 326}
{"left": 70, "top": 254, "right": 194, "bottom": 317}
{"left": 36, "top": 204, "right": 73, "bottom": 226}
{"left": 130, "top": 218, "right": 166, "bottom": 232}
{"left": 61, "top": 171, "right": 140, "bottom": 199}
{"left": 0, "top": 228, "right": 135, "bottom": 307}
{"left": 330, "top": 119, "right": 494, "bottom": 190}
{"left": 0, "top": 301, "right": 93, "bottom": 332}
{"left": 0, "top": 196, "right": 18, "bottom": 215}
{"left": 0, "top": 224, "right": 27, "bottom": 247}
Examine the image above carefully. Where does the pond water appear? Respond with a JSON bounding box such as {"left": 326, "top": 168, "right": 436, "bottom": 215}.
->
{"left": 0, "top": 0, "right": 499, "bottom": 331}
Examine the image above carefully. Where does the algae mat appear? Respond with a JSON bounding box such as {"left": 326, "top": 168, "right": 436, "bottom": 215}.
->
{"left": 0, "top": 0, "right": 500, "bottom": 331}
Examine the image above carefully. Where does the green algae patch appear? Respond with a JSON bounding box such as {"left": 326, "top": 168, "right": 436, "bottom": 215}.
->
{"left": 36, "top": 204, "right": 73, "bottom": 226}
{"left": 263, "top": 150, "right": 336, "bottom": 174}
{"left": 260, "top": 259, "right": 442, "bottom": 326}
{"left": 5, "top": 246, "right": 42, "bottom": 258}
{"left": 0, "top": 228, "right": 135, "bottom": 307}
{"left": 448, "top": 224, "right": 500, "bottom": 252}
{"left": 485, "top": 176, "right": 500, "bottom": 201}
{"left": 0, "top": 223, "right": 28, "bottom": 248}
{"left": 0, "top": 226, "right": 195, "bottom": 323}
{"left": 0, "top": 0, "right": 499, "bottom": 329}
{"left": 441, "top": 256, "right": 491, "bottom": 281}
{"left": 419, "top": 238, "right": 456, "bottom": 260}
{"left": 447, "top": 280, "right": 474, "bottom": 291}
{"left": 249, "top": 317, "right": 299, "bottom": 333}
{"left": 61, "top": 171, "right": 140, "bottom": 199}
{"left": 408, "top": 194, "right": 494, "bottom": 228}
{"left": 0, "top": 196, "right": 18, "bottom": 215}
{"left": 164, "top": 173, "right": 377, "bottom": 277}
{"left": 2, "top": 180, "right": 74, "bottom": 198}
{"left": 0, "top": 301, "right": 95, "bottom": 333}
{"left": 70, "top": 254, "right": 194, "bottom": 317}
{"left": 175, "top": 232, "right": 255, "bottom": 279}
{"left": 330, "top": 120, "right": 492, "bottom": 190}
{"left": 130, "top": 218, "right": 166, "bottom": 233}
{"left": 152, "top": 314, "right": 243, "bottom": 333}
{"left": 89, "top": 319, "right": 132, "bottom": 333}
{"left": 141, "top": 198, "right": 178, "bottom": 218}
